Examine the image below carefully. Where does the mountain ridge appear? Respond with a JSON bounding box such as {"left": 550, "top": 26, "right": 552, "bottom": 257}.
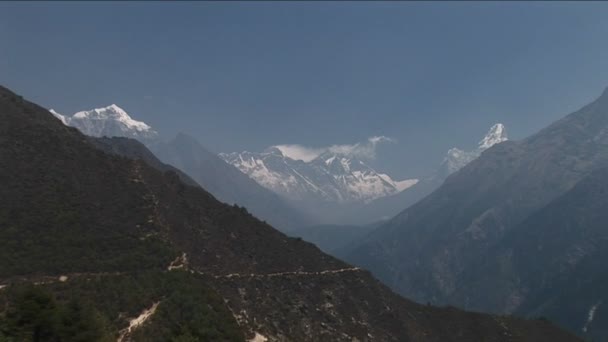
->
{"left": 343, "top": 86, "right": 608, "bottom": 340}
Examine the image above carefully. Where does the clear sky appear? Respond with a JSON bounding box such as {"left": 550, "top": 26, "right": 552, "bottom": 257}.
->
{"left": 2, "top": 2, "right": 608, "bottom": 178}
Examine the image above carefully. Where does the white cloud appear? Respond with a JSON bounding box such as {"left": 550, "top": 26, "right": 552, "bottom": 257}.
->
{"left": 273, "top": 145, "right": 325, "bottom": 162}
{"left": 273, "top": 136, "right": 394, "bottom": 162}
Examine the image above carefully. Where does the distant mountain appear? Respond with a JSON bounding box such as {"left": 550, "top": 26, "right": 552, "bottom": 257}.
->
{"left": 221, "top": 141, "right": 418, "bottom": 224}
{"left": 439, "top": 123, "right": 508, "bottom": 176}
{"left": 0, "top": 85, "right": 580, "bottom": 341}
{"left": 335, "top": 123, "right": 508, "bottom": 225}
{"left": 345, "top": 87, "right": 608, "bottom": 340}
{"left": 52, "top": 105, "right": 310, "bottom": 232}
{"left": 51, "top": 104, "right": 159, "bottom": 141}
{"left": 220, "top": 146, "right": 418, "bottom": 204}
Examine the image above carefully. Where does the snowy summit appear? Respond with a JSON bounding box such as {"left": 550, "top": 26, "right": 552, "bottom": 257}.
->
{"left": 49, "top": 104, "right": 159, "bottom": 140}
{"left": 440, "top": 123, "right": 508, "bottom": 175}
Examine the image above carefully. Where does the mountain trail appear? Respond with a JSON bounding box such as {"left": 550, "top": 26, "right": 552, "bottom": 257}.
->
{"left": 167, "top": 252, "right": 188, "bottom": 271}
{"left": 117, "top": 301, "right": 160, "bottom": 342}
{"left": 212, "top": 267, "right": 362, "bottom": 280}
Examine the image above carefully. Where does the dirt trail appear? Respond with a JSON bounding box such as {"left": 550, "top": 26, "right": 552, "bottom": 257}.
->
{"left": 117, "top": 301, "right": 160, "bottom": 342}
{"left": 214, "top": 267, "right": 362, "bottom": 280}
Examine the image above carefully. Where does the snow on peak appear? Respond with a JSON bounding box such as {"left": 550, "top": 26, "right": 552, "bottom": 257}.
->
{"left": 73, "top": 104, "right": 152, "bottom": 132}
{"left": 221, "top": 145, "right": 418, "bottom": 204}
{"left": 47, "top": 104, "right": 158, "bottom": 140}
{"left": 478, "top": 123, "right": 507, "bottom": 150}
{"left": 441, "top": 123, "right": 508, "bottom": 176}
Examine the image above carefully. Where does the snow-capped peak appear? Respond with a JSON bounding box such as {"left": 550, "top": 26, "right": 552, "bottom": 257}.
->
{"left": 73, "top": 104, "right": 152, "bottom": 132}
{"left": 478, "top": 123, "right": 507, "bottom": 150}
{"left": 48, "top": 104, "right": 159, "bottom": 140}
{"left": 440, "top": 123, "right": 508, "bottom": 176}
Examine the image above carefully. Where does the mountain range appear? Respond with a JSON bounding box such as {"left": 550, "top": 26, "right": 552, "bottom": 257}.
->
{"left": 221, "top": 125, "right": 506, "bottom": 225}
{"left": 344, "top": 87, "right": 608, "bottom": 340}
{"left": 51, "top": 103, "right": 507, "bottom": 226}
{"left": 0, "top": 85, "right": 580, "bottom": 341}
{"left": 220, "top": 145, "right": 418, "bottom": 204}
{"left": 50, "top": 104, "right": 310, "bottom": 232}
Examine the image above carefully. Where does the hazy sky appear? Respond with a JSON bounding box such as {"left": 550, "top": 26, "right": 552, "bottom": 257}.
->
{"left": 2, "top": 2, "right": 608, "bottom": 178}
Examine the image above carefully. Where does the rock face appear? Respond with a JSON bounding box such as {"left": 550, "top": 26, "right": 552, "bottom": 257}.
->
{"left": 459, "top": 167, "right": 608, "bottom": 341}
{"left": 345, "top": 87, "right": 608, "bottom": 340}
{"left": 0, "top": 86, "right": 580, "bottom": 342}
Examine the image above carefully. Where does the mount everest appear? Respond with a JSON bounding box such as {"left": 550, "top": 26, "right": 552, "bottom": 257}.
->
{"left": 220, "top": 144, "right": 418, "bottom": 205}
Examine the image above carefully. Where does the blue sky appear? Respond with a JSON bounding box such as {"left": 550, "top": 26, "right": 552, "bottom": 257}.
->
{"left": 2, "top": 2, "right": 608, "bottom": 178}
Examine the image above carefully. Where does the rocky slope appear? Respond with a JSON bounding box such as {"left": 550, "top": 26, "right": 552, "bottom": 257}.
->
{"left": 345, "top": 87, "right": 608, "bottom": 339}
{"left": 0, "top": 86, "right": 580, "bottom": 341}
{"left": 455, "top": 166, "right": 608, "bottom": 341}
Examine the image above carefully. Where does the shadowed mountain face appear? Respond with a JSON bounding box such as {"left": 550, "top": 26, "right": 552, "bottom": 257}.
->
{"left": 345, "top": 87, "right": 608, "bottom": 339}
{"left": 0, "top": 86, "right": 580, "bottom": 341}
{"left": 458, "top": 167, "right": 608, "bottom": 341}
